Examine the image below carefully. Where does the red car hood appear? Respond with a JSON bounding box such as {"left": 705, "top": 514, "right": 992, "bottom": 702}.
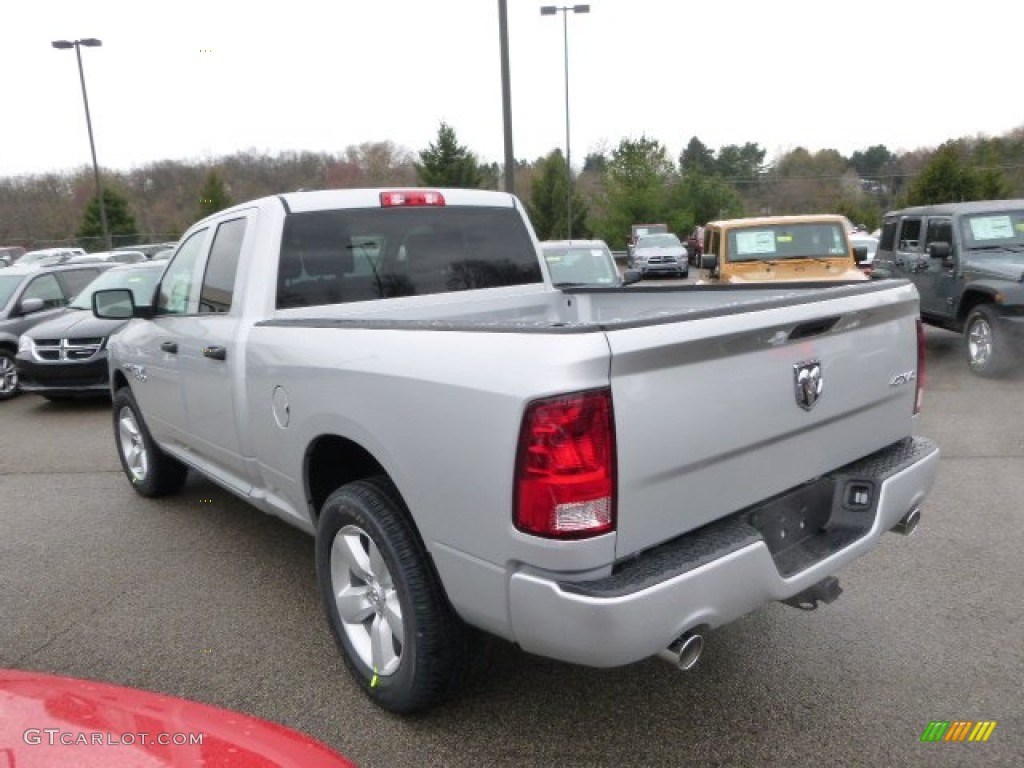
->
{"left": 0, "top": 669, "right": 355, "bottom": 768}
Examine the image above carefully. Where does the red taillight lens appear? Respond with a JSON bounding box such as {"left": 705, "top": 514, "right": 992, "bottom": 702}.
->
{"left": 379, "top": 190, "right": 446, "bottom": 207}
{"left": 514, "top": 388, "right": 616, "bottom": 538}
{"left": 915, "top": 318, "right": 926, "bottom": 414}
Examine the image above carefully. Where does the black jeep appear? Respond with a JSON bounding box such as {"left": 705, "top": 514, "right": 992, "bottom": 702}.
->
{"left": 873, "top": 200, "right": 1024, "bottom": 377}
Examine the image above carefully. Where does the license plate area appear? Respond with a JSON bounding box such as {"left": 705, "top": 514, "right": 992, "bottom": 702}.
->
{"left": 746, "top": 476, "right": 874, "bottom": 577}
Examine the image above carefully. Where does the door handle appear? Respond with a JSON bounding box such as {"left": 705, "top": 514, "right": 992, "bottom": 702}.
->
{"left": 203, "top": 346, "right": 227, "bottom": 361}
{"left": 160, "top": 341, "right": 178, "bottom": 354}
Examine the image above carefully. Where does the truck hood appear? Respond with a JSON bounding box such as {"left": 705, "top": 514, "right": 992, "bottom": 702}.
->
{"left": 724, "top": 259, "right": 866, "bottom": 283}
{"left": 961, "top": 252, "right": 1024, "bottom": 282}
{"left": 634, "top": 246, "right": 685, "bottom": 258}
{"left": 23, "top": 308, "right": 126, "bottom": 340}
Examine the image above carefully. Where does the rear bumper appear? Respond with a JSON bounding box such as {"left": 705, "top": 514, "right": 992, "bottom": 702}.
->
{"left": 508, "top": 437, "right": 940, "bottom": 667}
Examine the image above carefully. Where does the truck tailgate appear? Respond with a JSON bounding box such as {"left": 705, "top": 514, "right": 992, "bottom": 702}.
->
{"left": 606, "top": 282, "right": 922, "bottom": 558}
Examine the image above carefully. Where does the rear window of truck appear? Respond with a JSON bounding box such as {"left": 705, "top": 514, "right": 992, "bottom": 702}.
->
{"left": 277, "top": 207, "right": 542, "bottom": 308}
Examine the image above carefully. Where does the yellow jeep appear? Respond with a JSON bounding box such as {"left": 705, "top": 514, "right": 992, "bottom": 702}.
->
{"left": 699, "top": 214, "right": 868, "bottom": 283}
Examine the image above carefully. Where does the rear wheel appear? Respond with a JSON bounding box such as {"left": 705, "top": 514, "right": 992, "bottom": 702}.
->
{"left": 964, "top": 305, "right": 1016, "bottom": 378}
{"left": 0, "top": 349, "right": 19, "bottom": 400}
{"left": 112, "top": 387, "right": 188, "bottom": 496}
{"left": 316, "top": 476, "right": 471, "bottom": 713}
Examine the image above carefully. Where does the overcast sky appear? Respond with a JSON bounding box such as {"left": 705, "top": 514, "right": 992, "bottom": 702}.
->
{"left": 3, "top": 0, "right": 1021, "bottom": 179}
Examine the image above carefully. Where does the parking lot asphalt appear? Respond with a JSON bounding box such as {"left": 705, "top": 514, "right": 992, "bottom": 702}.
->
{"left": 1, "top": 325, "right": 1022, "bottom": 767}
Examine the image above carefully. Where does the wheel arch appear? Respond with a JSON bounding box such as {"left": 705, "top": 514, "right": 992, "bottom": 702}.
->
{"left": 304, "top": 434, "right": 392, "bottom": 524}
{"left": 957, "top": 289, "right": 998, "bottom": 327}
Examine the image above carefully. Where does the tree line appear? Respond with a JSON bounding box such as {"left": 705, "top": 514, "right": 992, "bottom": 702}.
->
{"left": 3, "top": 121, "right": 1023, "bottom": 252}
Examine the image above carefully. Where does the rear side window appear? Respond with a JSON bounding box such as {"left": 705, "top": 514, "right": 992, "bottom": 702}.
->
{"left": 878, "top": 219, "right": 898, "bottom": 252}
{"left": 200, "top": 217, "right": 247, "bottom": 313}
{"left": 277, "top": 206, "right": 542, "bottom": 308}
{"left": 57, "top": 268, "right": 101, "bottom": 300}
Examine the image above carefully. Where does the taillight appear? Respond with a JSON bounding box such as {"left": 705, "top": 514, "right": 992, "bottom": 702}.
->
{"left": 379, "top": 190, "right": 446, "bottom": 207}
{"left": 915, "top": 318, "right": 926, "bottom": 414}
{"left": 514, "top": 388, "right": 616, "bottom": 539}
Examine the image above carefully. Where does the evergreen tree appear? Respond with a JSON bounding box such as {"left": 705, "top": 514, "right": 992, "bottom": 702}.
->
{"left": 76, "top": 186, "right": 138, "bottom": 250}
{"left": 198, "top": 169, "right": 233, "bottom": 219}
{"left": 904, "top": 142, "right": 1007, "bottom": 205}
{"left": 415, "top": 122, "right": 484, "bottom": 188}
{"left": 593, "top": 136, "right": 676, "bottom": 248}
{"left": 526, "top": 149, "right": 589, "bottom": 240}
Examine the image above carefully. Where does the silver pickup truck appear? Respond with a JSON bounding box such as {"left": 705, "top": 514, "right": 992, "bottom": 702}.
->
{"left": 93, "top": 188, "right": 940, "bottom": 713}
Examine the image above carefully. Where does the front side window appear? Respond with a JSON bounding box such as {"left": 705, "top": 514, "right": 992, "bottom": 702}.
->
{"left": 22, "top": 273, "right": 65, "bottom": 309}
{"left": 924, "top": 218, "right": 953, "bottom": 248}
{"left": 157, "top": 229, "right": 207, "bottom": 315}
{"left": 200, "top": 217, "right": 247, "bottom": 313}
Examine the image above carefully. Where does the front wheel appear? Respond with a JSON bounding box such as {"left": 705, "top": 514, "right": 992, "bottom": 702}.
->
{"left": 964, "top": 305, "right": 1017, "bottom": 378}
{"left": 112, "top": 387, "right": 189, "bottom": 496}
{"left": 316, "top": 477, "right": 471, "bottom": 713}
{"left": 0, "top": 349, "right": 20, "bottom": 401}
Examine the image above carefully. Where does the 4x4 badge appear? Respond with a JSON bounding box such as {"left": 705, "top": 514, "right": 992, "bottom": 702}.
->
{"left": 793, "top": 360, "right": 823, "bottom": 411}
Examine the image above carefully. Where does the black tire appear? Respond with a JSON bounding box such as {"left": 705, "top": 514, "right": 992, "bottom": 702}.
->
{"left": 963, "top": 305, "right": 1017, "bottom": 378}
{"left": 112, "top": 387, "right": 188, "bottom": 497}
{"left": 316, "top": 476, "right": 471, "bottom": 713}
{"left": 0, "top": 349, "right": 20, "bottom": 401}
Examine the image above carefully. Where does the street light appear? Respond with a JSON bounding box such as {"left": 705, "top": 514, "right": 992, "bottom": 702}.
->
{"left": 52, "top": 37, "right": 110, "bottom": 250}
{"left": 540, "top": 4, "right": 589, "bottom": 239}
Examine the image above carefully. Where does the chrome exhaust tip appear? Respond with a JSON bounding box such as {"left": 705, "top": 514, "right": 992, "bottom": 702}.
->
{"left": 656, "top": 631, "right": 704, "bottom": 671}
{"left": 892, "top": 507, "right": 921, "bottom": 536}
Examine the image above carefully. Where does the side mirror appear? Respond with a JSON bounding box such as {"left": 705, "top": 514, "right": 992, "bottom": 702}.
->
{"left": 927, "top": 242, "right": 951, "bottom": 259}
{"left": 19, "top": 297, "right": 45, "bottom": 315}
{"left": 701, "top": 253, "right": 719, "bottom": 271}
{"left": 92, "top": 288, "right": 148, "bottom": 320}
{"left": 852, "top": 246, "right": 869, "bottom": 264}
{"left": 621, "top": 269, "right": 642, "bottom": 286}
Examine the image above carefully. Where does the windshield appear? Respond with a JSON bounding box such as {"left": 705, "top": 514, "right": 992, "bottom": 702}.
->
{"left": 542, "top": 245, "right": 619, "bottom": 285}
{"left": 728, "top": 223, "right": 849, "bottom": 262}
{"left": 637, "top": 234, "right": 681, "bottom": 248}
{"left": 69, "top": 266, "right": 162, "bottom": 309}
{"left": 962, "top": 210, "right": 1024, "bottom": 250}
{"left": 0, "top": 275, "right": 23, "bottom": 309}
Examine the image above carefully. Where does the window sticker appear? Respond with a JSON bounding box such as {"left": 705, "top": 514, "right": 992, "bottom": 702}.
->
{"left": 735, "top": 230, "right": 777, "bottom": 255}
{"left": 777, "top": 234, "right": 793, "bottom": 243}
{"left": 970, "top": 215, "right": 1014, "bottom": 240}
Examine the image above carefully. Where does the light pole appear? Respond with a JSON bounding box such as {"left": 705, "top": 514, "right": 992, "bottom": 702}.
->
{"left": 498, "top": 0, "right": 515, "bottom": 194}
{"left": 52, "top": 37, "right": 110, "bottom": 251}
{"left": 540, "top": 4, "right": 588, "bottom": 240}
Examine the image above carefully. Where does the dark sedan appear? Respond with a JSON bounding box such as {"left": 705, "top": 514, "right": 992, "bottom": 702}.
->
{"left": 15, "top": 261, "right": 165, "bottom": 400}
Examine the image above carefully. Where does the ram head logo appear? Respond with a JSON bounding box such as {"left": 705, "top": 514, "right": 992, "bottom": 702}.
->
{"left": 793, "top": 360, "right": 823, "bottom": 411}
